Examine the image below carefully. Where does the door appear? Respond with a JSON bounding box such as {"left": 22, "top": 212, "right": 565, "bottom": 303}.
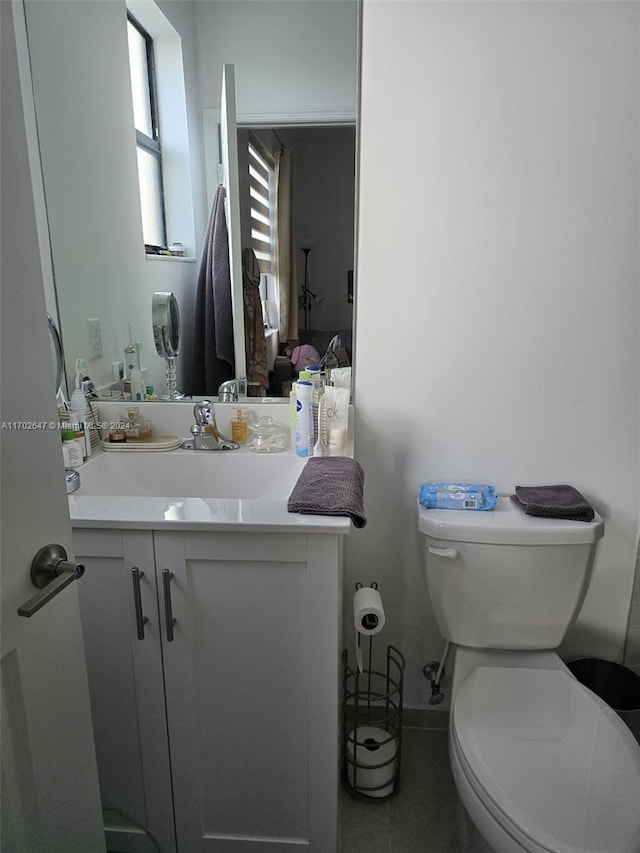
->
{"left": 156, "top": 530, "right": 311, "bottom": 852}
{"left": 74, "top": 529, "right": 176, "bottom": 853}
{"left": 220, "top": 64, "right": 246, "bottom": 381}
{"left": 156, "top": 530, "right": 343, "bottom": 852}
{"left": 1, "top": 2, "right": 104, "bottom": 851}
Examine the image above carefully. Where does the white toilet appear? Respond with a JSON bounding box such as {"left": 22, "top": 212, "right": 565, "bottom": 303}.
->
{"left": 419, "top": 495, "right": 640, "bottom": 853}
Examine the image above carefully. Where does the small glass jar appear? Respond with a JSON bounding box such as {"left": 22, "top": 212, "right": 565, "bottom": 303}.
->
{"left": 246, "top": 417, "right": 288, "bottom": 453}
{"left": 125, "top": 406, "right": 152, "bottom": 441}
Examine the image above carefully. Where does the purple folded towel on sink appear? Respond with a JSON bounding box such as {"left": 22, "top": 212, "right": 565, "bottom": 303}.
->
{"left": 287, "top": 457, "right": 366, "bottom": 528}
{"left": 514, "top": 484, "right": 595, "bottom": 522}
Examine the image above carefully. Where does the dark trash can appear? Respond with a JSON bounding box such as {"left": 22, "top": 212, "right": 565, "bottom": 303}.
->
{"left": 568, "top": 658, "right": 640, "bottom": 745}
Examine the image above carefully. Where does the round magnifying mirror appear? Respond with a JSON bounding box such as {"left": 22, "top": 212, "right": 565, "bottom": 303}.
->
{"left": 152, "top": 292, "right": 181, "bottom": 399}
{"left": 152, "top": 291, "right": 181, "bottom": 359}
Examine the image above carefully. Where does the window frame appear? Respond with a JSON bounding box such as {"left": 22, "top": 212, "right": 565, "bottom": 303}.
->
{"left": 127, "top": 11, "right": 167, "bottom": 251}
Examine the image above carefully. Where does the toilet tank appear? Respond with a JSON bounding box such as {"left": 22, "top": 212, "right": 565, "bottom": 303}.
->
{"left": 419, "top": 496, "right": 604, "bottom": 650}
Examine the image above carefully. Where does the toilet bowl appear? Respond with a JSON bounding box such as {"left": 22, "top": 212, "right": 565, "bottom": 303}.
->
{"left": 450, "top": 655, "right": 640, "bottom": 852}
{"left": 419, "top": 496, "right": 640, "bottom": 853}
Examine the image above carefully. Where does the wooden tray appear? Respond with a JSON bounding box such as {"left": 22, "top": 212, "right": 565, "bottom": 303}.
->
{"left": 101, "top": 434, "right": 182, "bottom": 452}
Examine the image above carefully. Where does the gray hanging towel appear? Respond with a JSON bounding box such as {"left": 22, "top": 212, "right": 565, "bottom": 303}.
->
{"left": 514, "top": 484, "right": 595, "bottom": 522}
{"left": 188, "top": 185, "right": 235, "bottom": 396}
{"left": 288, "top": 457, "right": 366, "bottom": 528}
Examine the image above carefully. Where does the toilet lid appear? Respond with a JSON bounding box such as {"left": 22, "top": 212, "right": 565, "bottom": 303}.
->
{"left": 453, "top": 666, "right": 640, "bottom": 853}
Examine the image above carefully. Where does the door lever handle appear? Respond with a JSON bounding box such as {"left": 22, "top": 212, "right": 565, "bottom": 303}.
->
{"left": 18, "top": 544, "right": 84, "bottom": 617}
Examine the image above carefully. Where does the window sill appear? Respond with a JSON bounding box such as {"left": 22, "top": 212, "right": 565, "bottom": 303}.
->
{"left": 145, "top": 254, "right": 196, "bottom": 263}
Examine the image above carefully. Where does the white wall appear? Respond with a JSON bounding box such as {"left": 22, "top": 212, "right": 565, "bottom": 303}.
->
{"left": 353, "top": 0, "right": 640, "bottom": 707}
{"left": 191, "top": 0, "right": 358, "bottom": 232}
{"left": 25, "top": 0, "right": 200, "bottom": 395}
{"left": 192, "top": 0, "right": 357, "bottom": 116}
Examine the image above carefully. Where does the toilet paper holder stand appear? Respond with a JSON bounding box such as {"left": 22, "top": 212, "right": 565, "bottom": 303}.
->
{"left": 342, "top": 582, "right": 405, "bottom": 801}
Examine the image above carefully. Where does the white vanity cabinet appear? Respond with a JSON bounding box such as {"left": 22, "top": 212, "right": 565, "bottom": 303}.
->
{"left": 74, "top": 527, "right": 344, "bottom": 853}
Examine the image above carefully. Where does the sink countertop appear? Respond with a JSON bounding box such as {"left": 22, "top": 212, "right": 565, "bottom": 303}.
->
{"left": 68, "top": 446, "right": 352, "bottom": 533}
{"left": 68, "top": 493, "right": 352, "bottom": 532}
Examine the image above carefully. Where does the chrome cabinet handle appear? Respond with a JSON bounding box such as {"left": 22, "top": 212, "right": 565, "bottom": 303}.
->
{"left": 131, "top": 568, "right": 148, "bottom": 641}
{"left": 162, "top": 569, "right": 176, "bottom": 642}
{"left": 18, "top": 544, "right": 84, "bottom": 617}
{"left": 427, "top": 546, "right": 460, "bottom": 560}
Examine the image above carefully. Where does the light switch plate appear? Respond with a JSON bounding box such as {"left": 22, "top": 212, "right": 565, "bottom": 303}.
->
{"left": 87, "top": 318, "right": 102, "bottom": 359}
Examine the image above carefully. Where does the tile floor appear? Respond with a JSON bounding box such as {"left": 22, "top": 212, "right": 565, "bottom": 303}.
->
{"left": 340, "top": 711, "right": 640, "bottom": 853}
{"left": 340, "top": 725, "right": 458, "bottom": 853}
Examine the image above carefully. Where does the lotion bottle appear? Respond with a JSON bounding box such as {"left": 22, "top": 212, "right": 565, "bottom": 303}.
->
{"left": 62, "top": 429, "right": 83, "bottom": 468}
{"left": 295, "top": 380, "right": 313, "bottom": 457}
{"left": 289, "top": 382, "right": 297, "bottom": 449}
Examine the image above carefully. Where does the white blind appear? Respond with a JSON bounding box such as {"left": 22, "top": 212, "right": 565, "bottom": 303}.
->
{"left": 248, "top": 142, "right": 274, "bottom": 273}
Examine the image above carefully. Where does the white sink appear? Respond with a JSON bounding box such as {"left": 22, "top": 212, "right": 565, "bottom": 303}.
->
{"left": 67, "top": 402, "right": 352, "bottom": 532}
{"left": 76, "top": 448, "right": 308, "bottom": 499}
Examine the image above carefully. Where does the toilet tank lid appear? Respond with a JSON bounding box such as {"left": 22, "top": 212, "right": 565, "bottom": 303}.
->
{"left": 418, "top": 496, "right": 604, "bottom": 545}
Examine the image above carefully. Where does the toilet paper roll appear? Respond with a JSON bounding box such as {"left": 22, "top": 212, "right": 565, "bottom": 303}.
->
{"left": 346, "top": 726, "right": 397, "bottom": 798}
{"left": 353, "top": 586, "right": 385, "bottom": 636}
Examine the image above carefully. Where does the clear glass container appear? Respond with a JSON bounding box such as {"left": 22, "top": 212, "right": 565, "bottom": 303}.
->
{"left": 246, "top": 417, "right": 288, "bottom": 453}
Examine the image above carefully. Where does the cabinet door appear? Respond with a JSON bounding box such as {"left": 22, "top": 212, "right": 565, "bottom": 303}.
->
{"left": 74, "top": 529, "right": 176, "bottom": 853}
{"left": 155, "top": 531, "right": 342, "bottom": 853}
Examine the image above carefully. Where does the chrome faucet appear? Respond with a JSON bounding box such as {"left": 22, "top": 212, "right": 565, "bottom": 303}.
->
{"left": 187, "top": 400, "right": 239, "bottom": 450}
{"left": 218, "top": 376, "right": 246, "bottom": 403}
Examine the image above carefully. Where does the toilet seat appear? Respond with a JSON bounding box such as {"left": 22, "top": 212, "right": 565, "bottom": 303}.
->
{"left": 452, "top": 666, "right": 640, "bottom": 853}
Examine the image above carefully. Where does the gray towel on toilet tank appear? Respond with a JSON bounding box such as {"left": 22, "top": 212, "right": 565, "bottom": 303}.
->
{"left": 288, "top": 457, "right": 366, "bottom": 528}
{"left": 514, "top": 485, "right": 595, "bottom": 522}
{"left": 188, "top": 185, "right": 235, "bottom": 396}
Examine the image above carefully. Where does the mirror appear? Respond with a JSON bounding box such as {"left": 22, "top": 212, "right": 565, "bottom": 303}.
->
{"left": 152, "top": 292, "right": 181, "bottom": 360}
{"left": 23, "top": 0, "right": 358, "bottom": 401}
{"left": 152, "top": 291, "right": 181, "bottom": 399}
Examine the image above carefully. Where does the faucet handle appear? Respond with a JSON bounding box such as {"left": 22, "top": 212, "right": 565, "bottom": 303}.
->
{"left": 193, "top": 400, "right": 215, "bottom": 426}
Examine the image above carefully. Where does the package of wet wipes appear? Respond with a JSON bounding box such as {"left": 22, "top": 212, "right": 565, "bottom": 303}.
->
{"left": 418, "top": 482, "right": 496, "bottom": 511}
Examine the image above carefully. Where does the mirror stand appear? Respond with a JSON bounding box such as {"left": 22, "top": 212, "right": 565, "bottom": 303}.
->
{"left": 164, "top": 356, "right": 179, "bottom": 400}
{"left": 152, "top": 292, "right": 183, "bottom": 400}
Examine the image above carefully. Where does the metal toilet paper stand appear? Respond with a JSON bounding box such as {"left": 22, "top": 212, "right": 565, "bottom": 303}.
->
{"left": 342, "top": 582, "right": 405, "bottom": 801}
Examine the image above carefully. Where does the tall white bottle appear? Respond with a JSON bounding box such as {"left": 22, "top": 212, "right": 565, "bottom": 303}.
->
{"left": 69, "top": 359, "right": 91, "bottom": 458}
{"left": 295, "top": 380, "right": 313, "bottom": 457}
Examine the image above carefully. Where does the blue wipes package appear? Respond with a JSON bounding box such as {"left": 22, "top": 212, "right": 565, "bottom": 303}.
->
{"left": 419, "top": 482, "right": 497, "bottom": 511}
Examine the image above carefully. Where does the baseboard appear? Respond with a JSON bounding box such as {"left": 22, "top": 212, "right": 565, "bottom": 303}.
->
{"left": 402, "top": 706, "right": 449, "bottom": 730}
